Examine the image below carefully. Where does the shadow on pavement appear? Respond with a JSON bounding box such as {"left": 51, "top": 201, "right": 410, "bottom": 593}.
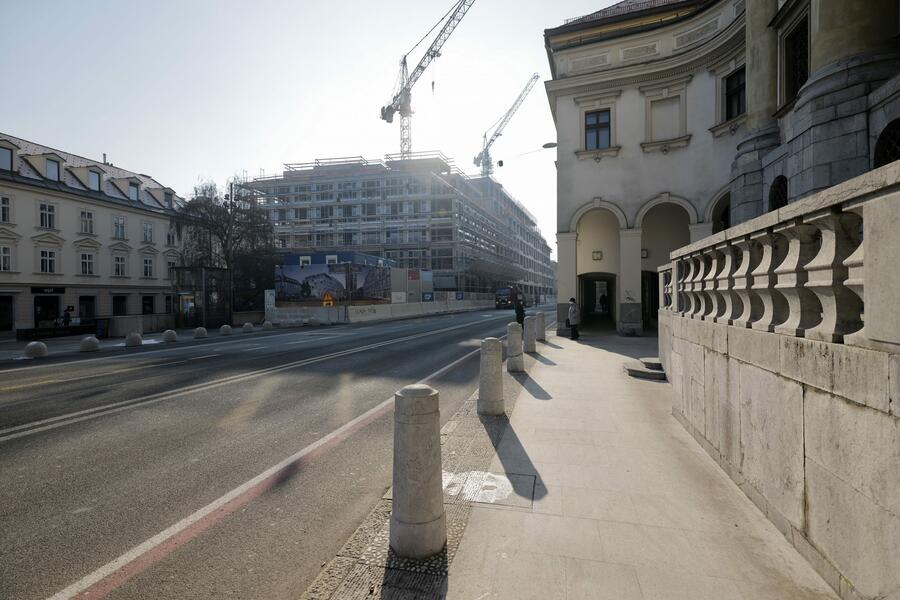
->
{"left": 538, "top": 339, "right": 563, "bottom": 349}
{"left": 510, "top": 372, "right": 551, "bottom": 400}
{"left": 479, "top": 414, "right": 546, "bottom": 501}
{"left": 530, "top": 353, "right": 557, "bottom": 366}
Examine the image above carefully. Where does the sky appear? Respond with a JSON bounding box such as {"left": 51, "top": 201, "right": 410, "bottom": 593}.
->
{"left": 1, "top": 0, "right": 616, "bottom": 259}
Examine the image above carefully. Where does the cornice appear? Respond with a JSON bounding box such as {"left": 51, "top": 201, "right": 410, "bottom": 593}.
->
{"left": 546, "top": 11, "right": 745, "bottom": 104}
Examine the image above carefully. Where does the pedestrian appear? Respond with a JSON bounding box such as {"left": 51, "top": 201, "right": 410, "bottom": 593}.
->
{"left": 515, "top": 298, "right": 525, "bottom": 327}
{"left": 62, "top": 307, "right": 71, "bottom": 327}
{"left": 567, "top": 297, "right": 581, "bottom": 340}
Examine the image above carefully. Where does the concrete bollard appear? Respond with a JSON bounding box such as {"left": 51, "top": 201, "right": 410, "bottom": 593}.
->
{"left": 125, "top": 332, "right": 143, "bottom": 347}
{"left": 478, "top": 337, "right": 504, "bottom": 415}
{"left": 536, "top": 312, "right": 546, "bottom": 342}
{"left": 507, "top": 322, "right": 524, "bottom": 373}
{"left": 219, "top": 324, "right": 232, "bottom": 336}
{"left": 390, "top": 384, "right": 446, "bottom": 559}
{"left": 79, "top": 336, "right": 100, "bottom": 352}
{"left": 194, "top": 327, "right": 208, "bottom": 339}
{"left": 242, "top": 322, "right": 254, "bottom": 333}
{"left": 162, "top": 329, "right": 178, "bottom": 343}
{"left": 523, "top": 316, "right": 536, "bottom": 353}
{"left": 262, "top": 320, "right": 273, "bottom": 330}
{"left": 24, "top": 341, "right": 49, "bottom": 358}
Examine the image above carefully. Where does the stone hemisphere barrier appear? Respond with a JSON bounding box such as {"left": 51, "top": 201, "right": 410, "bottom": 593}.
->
{"left": 194, "top": 327, "right": 208, "bottom": 339}
{"left": 507, "top": 322, "right": 524, "bottom": 373}
{"left": 219, "top": 324, "right": 232, "bottom": 336}
{"left": 162, "top": 329, "right": 178, "bottom": 343}
{"left": 79, "top": 336, "right": 100, "bottom": 352}
{"left": 523, "top": 316, "right": 536, "bottom": 353}
{"left": 24, "top": 341, "right": 49, "bottom": 358}
{"left": 125, "top": 332, "right": 143, "bottom": 347}
{"left": 390, "top": 384, "right": 446, "bottom": 559}
{"left": 262, "top": 320, "right": 273, "bottom": 330}
{"left": 242, "top": 322, "right": 254, "bottom": 333}
{"left": 478, "top": 337, "right": 504, "bottom": 415}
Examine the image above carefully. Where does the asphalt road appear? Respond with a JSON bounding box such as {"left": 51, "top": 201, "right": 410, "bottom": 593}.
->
{"left": 0, "top": 307, "right": 552, "bottom": 600}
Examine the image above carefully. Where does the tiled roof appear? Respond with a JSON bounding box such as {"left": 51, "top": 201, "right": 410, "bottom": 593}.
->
{"left": 565, "top": 0, "right": 695, "bottom": 27}
{"left": 0, "top": 132, "right": 182, "bottom": 211}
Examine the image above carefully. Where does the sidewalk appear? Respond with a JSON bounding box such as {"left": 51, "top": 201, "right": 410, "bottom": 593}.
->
{"left": 304, "top": 329, "right": 839, "bottom": 600}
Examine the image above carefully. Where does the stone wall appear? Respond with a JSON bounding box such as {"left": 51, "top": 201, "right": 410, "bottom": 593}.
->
{"left": 657, "top": 163, "right": 900, "bottom": 600}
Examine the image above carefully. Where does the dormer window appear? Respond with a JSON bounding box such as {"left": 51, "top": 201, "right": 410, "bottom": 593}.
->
{"left": 164, "top": 191, "right": 173, "bottom": 207}
{"left": 129, "top": 182, "right": 139, "bottom": 201}
{"left": 46, "top": 159, "right": 60, "bottom": 181}
{"left": 88, "top": 171, "right": 101, "bottom": 191}
{"left": 0, "top": 147, "right": 11, "bottom": 171}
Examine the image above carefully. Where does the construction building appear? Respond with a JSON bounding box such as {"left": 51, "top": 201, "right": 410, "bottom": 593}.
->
{"left": 247, "top": 152, "right": 555, "bottom": 300}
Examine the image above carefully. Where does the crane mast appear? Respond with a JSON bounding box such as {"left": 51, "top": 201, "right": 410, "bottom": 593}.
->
{"left": 474, "top": 72, "right": 540, "bottom": 177}
{"left": 380, "top": 0, "right": 476, "bottom": 159}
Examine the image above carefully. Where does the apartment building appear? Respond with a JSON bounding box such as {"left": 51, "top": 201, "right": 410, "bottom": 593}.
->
{"left": 247, "top": 153, "right": 554, "bottom": 299}
{"left": 0, "top": 133, "right": 182, "bottom": 334}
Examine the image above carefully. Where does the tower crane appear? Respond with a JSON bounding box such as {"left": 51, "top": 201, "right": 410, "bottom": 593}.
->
{"left": 474, "top": 72, "right": 540, "bottom": 177}
{"left": 380, "top": 0, "right": 476, "bottom": 160}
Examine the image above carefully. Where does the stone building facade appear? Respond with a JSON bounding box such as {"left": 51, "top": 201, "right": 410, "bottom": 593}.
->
{"left": 0, "top": 133, "right": 182, "bottom": 334}
{"left": 247, "top": 153, "right": 555, "bottom": 300}
{"left": 545, "top": 0, "right": 900, "bottom": 336}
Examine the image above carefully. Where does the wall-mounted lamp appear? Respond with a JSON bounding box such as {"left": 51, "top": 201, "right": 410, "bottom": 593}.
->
{"left": 592, "top": 250, "right": 603, "bottom": 261}
{"left": 641, "top": 249, "right": 649, "bottom": 259}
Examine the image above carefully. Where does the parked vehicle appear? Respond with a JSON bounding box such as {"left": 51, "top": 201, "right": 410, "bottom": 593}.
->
{"left": 495, "top": 286, "right": 530, "bottom": 309}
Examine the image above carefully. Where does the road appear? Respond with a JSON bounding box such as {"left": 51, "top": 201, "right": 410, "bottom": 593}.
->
{"left": 0, "top": 308, "right": 551, "bottom": 600}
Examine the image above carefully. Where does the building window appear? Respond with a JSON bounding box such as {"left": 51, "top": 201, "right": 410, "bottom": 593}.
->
{"left": 80, "top": 210, "right": 94, "bottom": 234}
{"left": 142, "top": 295, "right": 154, "bottom": 315}
{"left": 725, "top": 67, "right": 746, "bottom": 121}
{"left": 0, "top": 196, "right": 9, "bottom": 223}
{"left": 769, "top": 176, "right": 788, "bottom": 211}
{"left": 0, "top": 246, "right": 10, "bottom": 271}
{"left": 164, "top": 191, "right": 173, "bottom": 207}
{"left": 114, "top": 255, "right": 127, "bottom": 277}
{"left": 166, "top": 229, "right": 176, "bottom": 246}
{"left": 129, "top": 182, "right": 140, "bottom": 201}
{"left": 80, "top": 253, "right": 95, "bottom": 275}
{"left": 0, "top": 147, "right": 11, "bottom": 171}
{"left": 88, "top": 171, "right": 101, "bottom": 191}
{"left": 39, "top": 203, "right": 55, "bottom": 229}
{"left": 326, "top": 255, "right": 338, "bottom": 265}
{"left": 40, "top": 249, "right": 56, "bottom": 273}
{"left": 46, "top": 159, "right": 59, "bottom": 181}
{"left": 585, "top": 110, "right": 611, "bottom": 150}
{"left": 143, "top": 257, "right": 154, "bottom": 278}
{"left": 143, "top": 222, "right": 153, "bottom": 243}
{"left": 784, "top": 16, "right": 809, "bottom": 103}
{"left": 113, "top": 215, "right": 126, "bottom": 239}
{"left": 165, "top": 295, "right": 173, "bottom": 314}
{"left": 113, "top": 295, "right": 128, "bottom": 316}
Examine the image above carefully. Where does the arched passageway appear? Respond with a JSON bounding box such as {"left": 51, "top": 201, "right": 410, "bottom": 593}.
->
{"left": 640, "top": 202, "right": 691, "bottom": 329}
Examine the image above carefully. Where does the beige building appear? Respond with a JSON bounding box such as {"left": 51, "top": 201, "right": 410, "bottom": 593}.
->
{"left": 545, "top": 0, "right": 900, "bottom": 335}
{"left": 0, "top": 133, "right": 183, "bottom": 335}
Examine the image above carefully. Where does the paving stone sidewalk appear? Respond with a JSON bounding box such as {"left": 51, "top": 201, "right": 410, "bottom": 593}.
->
{"left": 301, "top": 330, "right": 840, "bottom": 600}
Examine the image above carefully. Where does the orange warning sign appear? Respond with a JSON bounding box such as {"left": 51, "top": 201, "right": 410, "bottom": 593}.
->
{"left": 322, "top": 291, "right": 334, "bottom": 307}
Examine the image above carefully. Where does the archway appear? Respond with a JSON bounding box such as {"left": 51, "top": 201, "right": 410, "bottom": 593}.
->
{"left": 874, "top": 118, "right": 900, "bottom": 168}
{"left": 710, "top": 192, "right": 731, "bottom": 233}
{"left": 639, "top": 202, "right": 691, "bottom": 329}
{"left": 769, "top": 176, "right": 788, "bottom": 211}
{"left": 576, "top": 208, "right": 621, "bottom": 330}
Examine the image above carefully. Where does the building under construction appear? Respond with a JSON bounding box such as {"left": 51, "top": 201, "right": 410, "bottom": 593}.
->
{"left": 247, "top": 152, "right": 554, "bottom": 298}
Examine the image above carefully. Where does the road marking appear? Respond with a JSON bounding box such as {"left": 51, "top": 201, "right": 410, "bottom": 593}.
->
{"left": 0, "top": 358, "right": 197, "bottom": 393}
{"left": 44, "top": 346, "right": 482, "bottom": 600}
{"left": 0, "top": 316, "right": 510, "bottom": 442}
{"left": 188, "top": 354, "right": 220, "bottom": 361}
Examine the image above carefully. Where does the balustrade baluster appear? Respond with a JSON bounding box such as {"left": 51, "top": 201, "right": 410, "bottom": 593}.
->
{"left": 750, "top": 230, "right": 789, "bottom": 332}
{"left": 714, "top": 242, "right": 740, "bottom": 324}
{"left": 841, "top": 202, "right": 866, "bottom": 343}
{"left": 732, "top": 237, "right": 762, "bottom": 328}
{"left": 679, "top": 256, "right": 694, "bottom": 316}
{"left": 690, "top": 254, "right": 705, "bottom": 318}
{"left": 803, "top": 209, "right": 863, "bottom": 343}
{"left": 773, "top": 220, "right": 821, "bottom": 336}
{"left": 703, "top": 248, "right": 723, "bottom": 321}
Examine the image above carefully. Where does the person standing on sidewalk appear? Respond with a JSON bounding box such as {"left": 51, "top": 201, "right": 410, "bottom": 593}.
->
{"left": 567, "top": 297, "right": 581, "bottom": 340}
{"left": 515, "top": 298, "right": 525, "bottom": 327}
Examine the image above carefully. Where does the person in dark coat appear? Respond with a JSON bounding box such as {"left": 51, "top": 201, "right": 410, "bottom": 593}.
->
{"left": 514, "top": 298, "right": 525, "bottom": 327}
{"left": 567, "top": 297, "right": 581, "bottom": 340}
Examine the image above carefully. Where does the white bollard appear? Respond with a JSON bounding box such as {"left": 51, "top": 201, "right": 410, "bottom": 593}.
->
{"left": 507, "top": 322, "right": 524, "bottom": 373}
{"left": 478, "top": 337, "right": 504, "bottom": 415}
{"left": 262, "top": 320, "right": 273, "bottom": 330}
{"left": 79, "top": 336, "right": 100, "bottom": 352}
{"left": 125, "top": 332, "right": 143, "bottom": 347}
{"left": 523, "top": 316, "right": 536, "bottom": 353}
{"left": 219, "top": 324, "right": 232, "bottom": 336}
{"left": 194, "top": 327, "right": 208, "bottom": 339}
{"left": 163, "top": 329, "right": 178, "bottom": 343}
{"left": 242, "top": 322, "right": 254, "bottom": 333}
{"left": 536, "top": 312, "right": 546, "bottom": 342}
{"left": 390, "top": 384, "right": 447, "bottom": 559}
{"left": 24, "top": 341, "right": 49, "bottom": 358}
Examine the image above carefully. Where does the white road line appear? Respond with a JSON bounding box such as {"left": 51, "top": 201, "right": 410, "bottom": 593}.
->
{"left": 0, "top": 316, "right": 509, "bottom": 442}
{"left": 44, "top": 346, "right": 482, "bottom": 600}
{"left": 188, "top": 354, "right": 220, "bottom": 361}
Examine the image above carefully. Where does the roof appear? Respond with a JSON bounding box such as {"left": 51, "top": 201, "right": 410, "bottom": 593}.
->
{"left": 568, "top": 0, "right": 688, "bottom": 25}
{"left": 0, "top": 131, "right": 183, "bottom": 212}
{"left": 548, "top": 0, "right": 709, "bottom": 37}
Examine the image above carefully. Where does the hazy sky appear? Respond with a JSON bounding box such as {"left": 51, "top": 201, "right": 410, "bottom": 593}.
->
{"left": 2, "top": 0, "right": 616, "bottom": 257}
